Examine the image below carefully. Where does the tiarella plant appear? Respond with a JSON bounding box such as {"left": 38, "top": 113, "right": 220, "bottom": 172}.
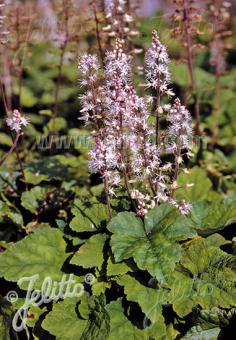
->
{"left": 79, "top": 32, "right": 193, "bottom": 217}
{"left": 0, "top": 1, "right": 236, "bottom": 339}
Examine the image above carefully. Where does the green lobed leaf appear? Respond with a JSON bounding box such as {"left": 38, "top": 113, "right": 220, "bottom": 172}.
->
{"left": 162, "top": 324, "right": 180, "bottom": 340}
{"left": 116, "top": 274, "right": 167, "bottom": 327}
{"left": 80, "top": 295, "right": 110, "bottom": 340}
{"left": 0, "top": 297, "right": 14, "bottom": 340}
{"left": 175, "top": 167, "right": 212, "bottom": 202}
{"left": 0, "top": 199, "right": 23, "bottom": 226}
{"left": 107, "top": 256, "right": 131, "bottom": 277}
{"left": 46, "top": 117, "right": 67, "bottom": 133}
{"left": 20, "top": 86, "right": 38, "bottom": 107}
{"left": 0, "top": 315, "right": 11, "bottom": 340}
{"left": 26, "top": 304, "right": 47, "bottom": 328}
{"left": 92, "top": 281, "right": 111, "bottom": 296}
{"left": 205, "top": 234, "right": 231, "bottom": 247}
{"left": 0, "top": 133, "right": 13, "bottom": 147}
{"left": 25, "top": 155, "right": 87, "bottom": 185}
{"left": 105, "top": 298, "right": 144, "bottom": 340}
{"left": 198, "top": 307, "right": 231, "bottom": 328}
{"left": 42, "top": 298, "right": 87, "bottom": 339}
{"left": 70, "top": 197, "right": 108, "bottom": 233}
{"left": 24, "top": 169, "right": 48, "bottom": 185}
{"left": 0, "top": 227, "right": 67, "bottom": 290}
{"left": 70, "top": 234, "right": 106, "bottom": 270}
{"left": 168, "top": 239, "right": 236, "bottom": 317}
{"left": 108, "top": 204, "right": 196, "bottom": 280}
{"left": 189, "top": 200, "right": 236, "bottom": 236}
{"left": 182, "top": 326, "right": 220, "bottom": 340}
{"left": 21, "top": 186, "right": 46, "bottom": 214}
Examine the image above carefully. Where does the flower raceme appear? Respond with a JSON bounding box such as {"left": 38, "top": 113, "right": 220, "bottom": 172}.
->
{"left": 103, "top": 0, "right": 140, "bottom": 45}
{"left": 145, "top": 30, "right": 172, "bottom": 96}
{"left": 0, "top": 109, "right": 28, "bottom": 168}
{"left": 79, "top": 32, "right": 193, "bottom": 217}
{"left": 0, "top": 1, "right": 9, "bottom": 45}
{"left": 6, "top": 109, "right": 29, "bottom": 133}
{"left": 208, "top": 0, "right": 231, "bottom": 76}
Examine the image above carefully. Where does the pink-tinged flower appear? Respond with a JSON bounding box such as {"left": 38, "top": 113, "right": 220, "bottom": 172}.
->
{"left": 0, "top": 2, "right": 9, "bottom": 45}
{"left": 78, "top": 54, "right": 105, "bottom": 126}
{"left": 79, "top": 35, "right": 195, "bottom": 216}
{"left": 130, "top": 189, "right": 149, "bottom": 217}
{"left": 166, "top": 98, "right": 192, "bottom": 154}
{"left": 103, "top": 0, "right": 138, "bottom": 41}
{"left": 145, "top": 30, "right": 171, "bottom": 95}
{"left": 210, "top": 39, "right": 226, "bottom": 76}
{"left": 79, "top": 54, "right": 99, "bottom": 79}
{"left": 104, "top": 0, "right": 116, "bottom": 18}
{"left": 105, "top": 39, "right": 131, "bottom": 86}
{"left": 6, "top": 110, "right": 29, "bottom": 132}
{"left": 177, "top": 201, "right": 192, "bottom": 215}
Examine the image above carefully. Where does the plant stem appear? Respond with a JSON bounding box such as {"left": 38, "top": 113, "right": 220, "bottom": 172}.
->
{"left": 141, "top": 135, "right": 156, "bottom": 196}
{"left": 0, "top": 80, "right": 27, "bottom": 186}
{"left": 92, "top": 0, "right": 104, "bottom": 67}
{"left": 153, "top": 71, "right": 161, "bottom": 200}
{"left": 119, "top": 108, "right": 137, "bottom": 211}
{"left": 90, "top": 80, "right": 112, "bottom": 218}
{"left": 52, "top": 0, "right": 69, "bottom": 134}
{"left": 211, "top": 74, "right": 220, "bottom": 146}
{"left": 15, "top": 5, "right": 32, "bottom": 111}
{"left": 2, "top": 48, "right": 13, "bottom": 111}
{"left": 155, "top": 86, "right": 161, "bottom": 146}
{"left": 183, "top": 0, "right": 201, "bottom": 135}
{"left": 104, "top": 176, "right": 112, "bottom": 219}
{"left": 52, "top": 46, "right": 66, "bottom": 133}
{"left": 170, "top": 148, "right": 181, "bottom": 199}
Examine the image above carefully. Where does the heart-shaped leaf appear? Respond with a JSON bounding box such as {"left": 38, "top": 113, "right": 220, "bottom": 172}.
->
{"left": 168, "top": 239, "right": 236, "bottom": 317}
{"left": 108, "top": 204, "right": 196, "bottom": 280}
{"left": 70, "top": 198, "right": 108, "bottom": 233}
{"left": 190, "top": 200, "right": 236, "bottom": 236}
{"left": 70, "top": 234, "right": 106, "bottom": 270}
{"left": 0, "top": 227, "right": 67, "bottom": 290}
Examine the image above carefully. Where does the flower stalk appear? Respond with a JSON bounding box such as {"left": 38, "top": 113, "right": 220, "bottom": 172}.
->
{"left": 208, "top": 0, "right": 231, "bottom": 146}
{"left": 52, "top": 0, "right": 70, "bottom": 134}
{"left": 172, "top": 0, "right": 203, "bottom": 135}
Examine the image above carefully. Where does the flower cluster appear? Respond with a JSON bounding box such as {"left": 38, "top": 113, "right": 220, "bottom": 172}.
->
{"left": 103, "top": 0, "right": 139, "bottom": 42}
{"left": 171, "top": 0, "right": 203, "bottom": 135}
{"left": 166, "top": 98, "right": 193, "bottom": 155}
{"left": 79, "top": 53, "right": 99, "bottom": 80}
{"left": 0, "top": 1, "right": 8, "bottom": 45}
{"left": 145, "top": 31, "right": 172, "bottom": 96}
{"left": 79, "top": 32, "right": 194, "bottom": 216}
{"left": 6, "top": 110, "right": 29, "bottom": 133}
{"left": 78, "top": 53, "right": 104, "bottom": 126}
{"left": 208, "top": 0, "right": 231, "bottom": 76}
{"left": 172, "top": 0, "right": 203, "bottom": 42}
